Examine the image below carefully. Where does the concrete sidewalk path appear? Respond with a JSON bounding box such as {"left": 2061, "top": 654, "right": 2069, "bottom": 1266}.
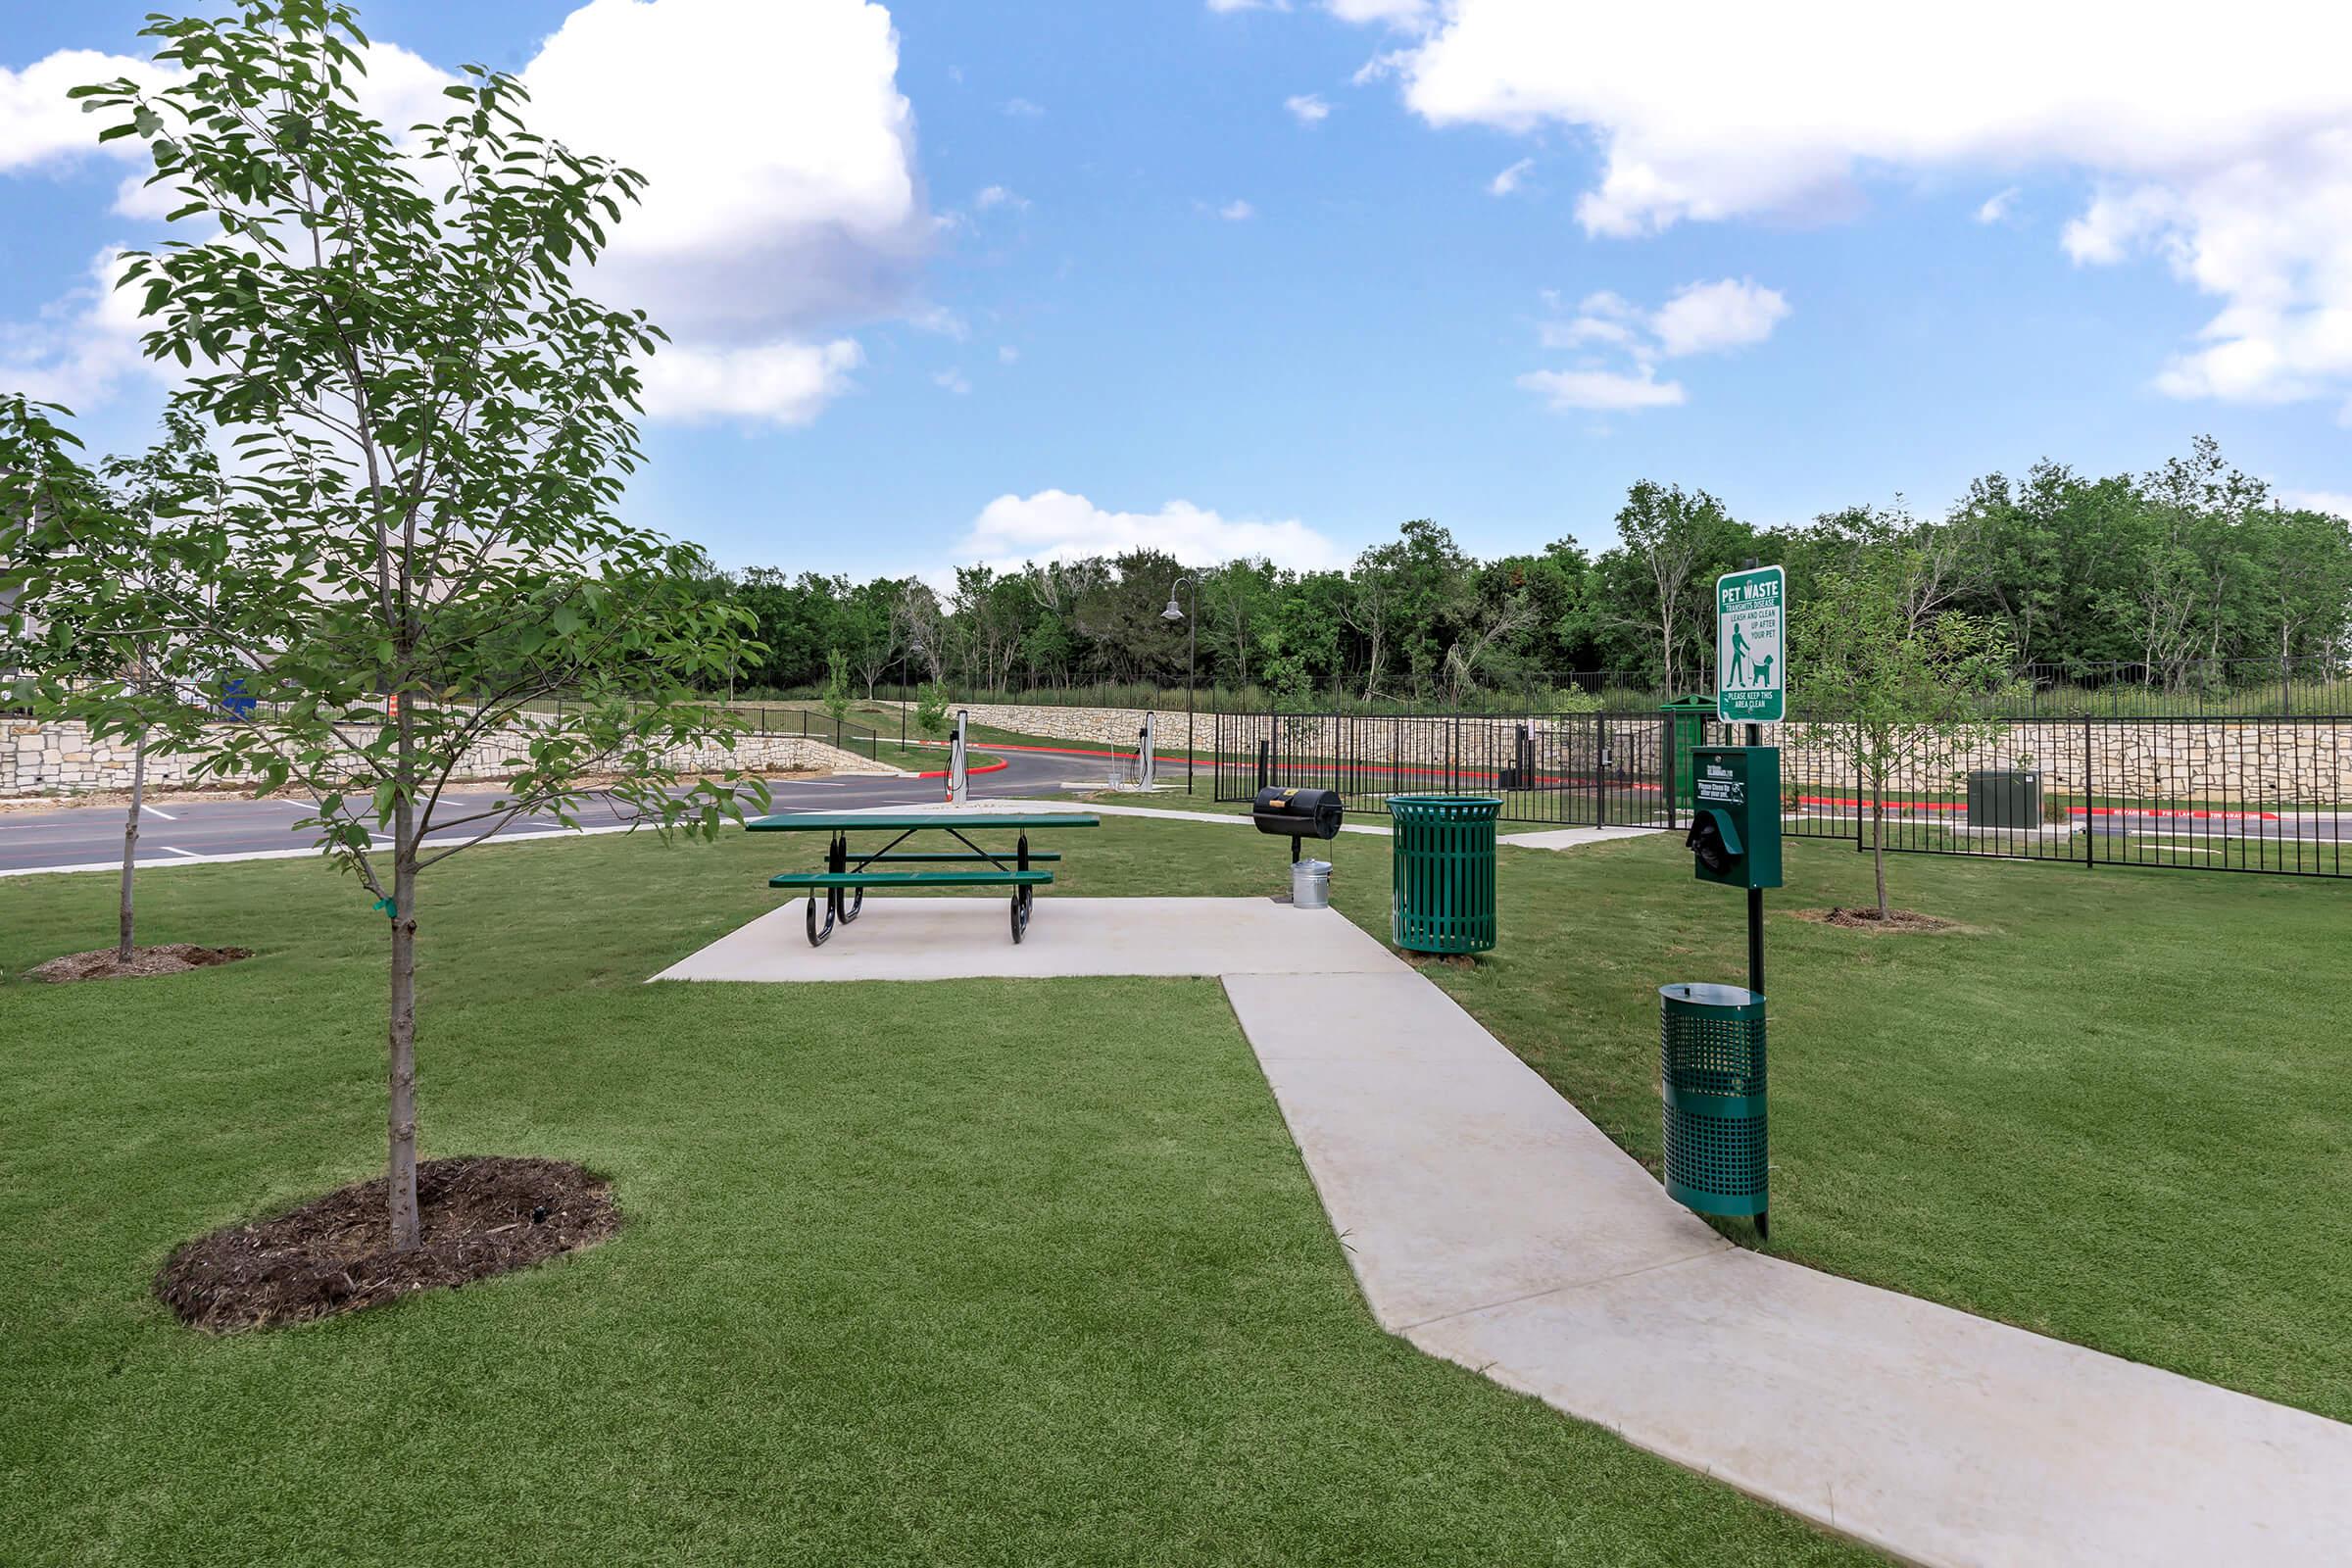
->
{"left": 1223, "top": 968, "right": 2352, "bottom": 1566}
{"left": 651, "top": 896, "right": 1409, "bottom": 983}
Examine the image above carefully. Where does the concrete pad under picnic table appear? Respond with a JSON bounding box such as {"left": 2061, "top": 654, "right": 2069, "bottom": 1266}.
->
{"left": 649, "top": 896, "right": 1412, "bottom": 983}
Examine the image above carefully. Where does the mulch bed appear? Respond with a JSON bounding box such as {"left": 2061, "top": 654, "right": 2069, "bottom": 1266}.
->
{"left": 25, "top": 945, "right": 254, "bottom": 983}
{"left": 1791, "top": 906, "right": 1964, "bottom": 935}
{"left": 156, "top": 1156, "right": 619, "bottom": 1332}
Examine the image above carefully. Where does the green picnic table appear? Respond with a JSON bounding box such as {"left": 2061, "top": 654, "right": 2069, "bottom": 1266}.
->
{"left": 746, "top": 811, "right": 1101, "bottom": 947}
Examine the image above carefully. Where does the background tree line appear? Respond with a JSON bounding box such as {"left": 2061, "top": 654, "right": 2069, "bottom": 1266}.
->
{"left": 703, "top": 437, "right": 2352, "bottom": 709}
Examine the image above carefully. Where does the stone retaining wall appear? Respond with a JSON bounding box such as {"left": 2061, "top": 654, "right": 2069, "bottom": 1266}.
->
{"left": 927, "top": 701, "right": 1200, "bottom": 751}
{"left": 903, "top": 701, "right": 2352, "bottom": 807}
{"left": 1758, "top": 718, "right": 2352, "bottom": 807}
{"left": 2, "top": 718, "right": 891, "bottom": 798}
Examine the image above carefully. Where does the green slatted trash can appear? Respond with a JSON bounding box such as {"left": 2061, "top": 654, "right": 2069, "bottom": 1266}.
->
{"left": 1388, "top": 795, "right": 1500, "bottom": 955}
{"left": 1659, "top": 983, "right": 1767, "bottom": 1218}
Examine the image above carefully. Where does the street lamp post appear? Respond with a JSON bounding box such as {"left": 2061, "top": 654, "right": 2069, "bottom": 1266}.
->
{"left": 1162, "top": 574, "right": 1199, "bottom": 792}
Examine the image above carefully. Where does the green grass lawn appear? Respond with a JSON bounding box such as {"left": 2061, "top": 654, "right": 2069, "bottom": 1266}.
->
{"left": 1311, "top": 830, "right": 2352, "bottom": 1425}
{"left": 0, "top": 831, "right": 1865, "bottom": 1567}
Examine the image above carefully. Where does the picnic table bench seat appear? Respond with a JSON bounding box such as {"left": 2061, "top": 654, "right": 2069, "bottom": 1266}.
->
{"left": 747, "top": 810, "right": 1097, "bottom": 948}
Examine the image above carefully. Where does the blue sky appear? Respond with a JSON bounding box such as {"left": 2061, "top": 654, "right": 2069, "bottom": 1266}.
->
{"left": 5, "top": 0, "right": 2350, "bottom": 581}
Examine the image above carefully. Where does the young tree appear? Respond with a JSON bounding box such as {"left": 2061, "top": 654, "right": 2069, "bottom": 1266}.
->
{"left": 1789, "top": 548, "right": 2014, "bottom": 919}
{"left": 1, "top": 398, "right": 212, "bottom": 969}
{"left": 22, "top": 5, "right": 768, "bottom": 1250}
{"left": 1200, "top": 557, "right": 1278, "bottom": 691}
{"left": 1601, "top": 481, "right": 1751, "bottom": 694}
{"left": 913, "top": 680, "right": 952, "bottom": 740}
{"left": 842, "top": 577, "right": 902, "bottom": 699}
{"left": 84, "top": 415, "right": 229, "bottom": 963}
{"left": 821, "top": 646, "right": 851, "bottom": 729}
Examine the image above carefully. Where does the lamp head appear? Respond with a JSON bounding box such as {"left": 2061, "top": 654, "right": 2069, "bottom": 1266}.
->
{"left": 1161, "top": 599, "right": 1185, "bottom": 622}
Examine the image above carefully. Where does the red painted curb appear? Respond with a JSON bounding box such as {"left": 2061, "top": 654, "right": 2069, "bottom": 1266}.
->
{"left": 903, "top": 739, "right": 1222, "bottom": 764}
{"left": 915, "top": 759, "right": 1011, "bottom": 779}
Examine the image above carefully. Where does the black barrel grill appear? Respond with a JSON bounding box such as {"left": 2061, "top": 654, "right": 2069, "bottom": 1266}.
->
{"left": 1251, "top": 786, "right": 1345, "bottom": 861}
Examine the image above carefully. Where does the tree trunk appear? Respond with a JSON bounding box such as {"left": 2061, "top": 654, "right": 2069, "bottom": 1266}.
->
{"left": 386, "top": 709, "right": 421, "bottom": 1252}
{"left": 1871, "top": 789, "right": 1889, "bottom": 920}
{"left": 118, "top": 734, "right": 149, "bottom": 962}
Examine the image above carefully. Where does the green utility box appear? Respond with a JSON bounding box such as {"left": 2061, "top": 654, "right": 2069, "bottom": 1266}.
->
{"left": 1660, "top": 695, "right": 1717, "bottom": 811}
{"left": 1659, "top": 983, "right": 1768, "bottom": 1218}
{"left": 1388, "top": 795, "right": 1499, "bottom": 955}
{"left": 1686, "top": 745, "right": 1782, "bottom": 890}
{"left": 1965, "top": 769, "right": 2042, "bottom": 829}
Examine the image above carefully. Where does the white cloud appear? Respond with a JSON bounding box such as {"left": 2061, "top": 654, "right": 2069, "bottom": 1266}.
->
{"left": 0, "top": 2, "right": 926, "bottom": 429}
{"left": 1002, "top": 97, "right": 1045, "bottom": 118}
{"left": 998, "top": 344, "right": 1020, "bottom": 364}
{"left": 973, "top": 183, "right": 1029, "bottom": 212}
{"left": 931, "top": 368, "right": 971, "bottom": 395}
{"left": 1648, "top": 277, "right": 1789, "bottom": 357}
{"left": 1325, "top": 0, "right": 1432, "bottom": 28}
{"left": 1285, "top": 92, "right": 1332, "bottom": 124}
{"left": 2278, "top": 488, "right": 2352, "bottom": 518}
{"left": 1538, "top": 315, "right": 1637, "bottom": 351}
{"left": 1218, "top": 198, "right": 1255, "bottom": 220}
{"left": 1343, "top": 0, "right": 2352, "bottom": 408}
{"left": 906, "top": 305, "right": 968, "bottom": 339}
{"left": 1976, "top": 186, "right": 2021, "bottom": 224}
{"left": 1515, "top": 367, "right": 1686, "bottom": 413}
{"left": 1519, "top": 279, "right": 1785, "bottom": 416}
{"left": 522, "top": 0, "right": 924, "bottom": 338}
{"left": 0, "top": 247, "right": 168, "bottom": 409}
{"left": 1488, "top": 157, "right": 1533, "bottom": 197}
{"left": 0, "top": 50, "right": 169, "bottom": 172}
{"left": 958, "top": 490, "right": 1347, "bottom": 573}
{"left": 3, "top": 39, "right": 449, "bottom": 200}
{"left": 638, "top": 338, "right": 863, "bottom": 426}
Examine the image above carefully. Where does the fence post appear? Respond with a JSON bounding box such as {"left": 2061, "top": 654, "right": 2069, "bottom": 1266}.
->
{"left": 1662, "top": 713, "right": 1679, "bottom": 831}
{"left": 2083, "top": 713, "right": 2095, "bottom": 868}
{"left": 1590, "top": 712, "right": 1603, "bottom": 827}
{"left": 1853, "top": 724, "right": 1864, "bottom": 852}
{"left": 1256, "top": 738, "right": 1268, "bottom": 793}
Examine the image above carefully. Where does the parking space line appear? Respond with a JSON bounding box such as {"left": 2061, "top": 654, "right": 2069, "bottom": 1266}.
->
{"left": 141, "top": 804, "right": 180, "bottom": 821}
{"left": 160, "top": 846, "right": 202, "bottom": 858}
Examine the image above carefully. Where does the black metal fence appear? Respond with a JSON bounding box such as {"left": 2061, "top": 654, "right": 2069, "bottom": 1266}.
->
{"left": 1213, "top": 710, "right": 1679, "bottom": 829}
{"left": 1762, "top": 714, "right": 2350, "bottom": 877}
{"left": 1217, "top": 707, "right": 2352, "bottom": 879}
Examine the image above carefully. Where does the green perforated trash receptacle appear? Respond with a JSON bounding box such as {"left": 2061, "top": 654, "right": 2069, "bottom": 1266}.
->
{"left": 1388, "top": 795, "right": 1500, "bottom": 955}
{"left": 1659, "top": 983, "right": 1767, "bottom": 1218}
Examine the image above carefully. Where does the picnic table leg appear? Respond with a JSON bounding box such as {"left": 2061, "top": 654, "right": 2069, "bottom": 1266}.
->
{"left": 1010, "top": 831, "right": 1034, "bottom": 943}
{"left": 805, "top": 891, "right": 836, "bottom": 947}
{"left": 831, "top": 830, "right": 864, "bottom": 925}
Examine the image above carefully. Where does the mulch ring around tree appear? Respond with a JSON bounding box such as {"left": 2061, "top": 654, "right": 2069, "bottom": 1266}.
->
{"left": 156, "top": 1156, "right": 619, "bottom": 1333}
{"left": 25, "top": 945, "right": 254, "bottom": 983}
{"left": 1789, "top": 906, "right": 1969, "bottom": 935}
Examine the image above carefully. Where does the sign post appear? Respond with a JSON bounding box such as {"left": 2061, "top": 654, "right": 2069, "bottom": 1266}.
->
{"left": 1667, "top": 561, "right": 1784, "bottom": 1238}
{"left": 1716, "top": 563, "right": 1786, "bottom": 1003}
